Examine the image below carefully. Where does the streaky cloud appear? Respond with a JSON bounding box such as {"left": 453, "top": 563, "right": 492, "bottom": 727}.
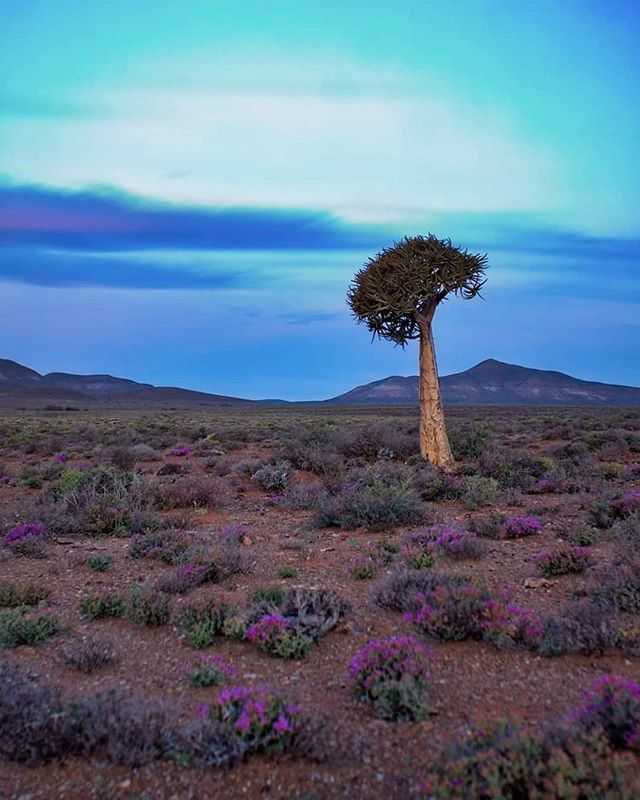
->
{"left": 0, "top": 180, "right": 386, "bottom": 252}
{"left": 0, "top": 248, "right": 249, "bottom": 290}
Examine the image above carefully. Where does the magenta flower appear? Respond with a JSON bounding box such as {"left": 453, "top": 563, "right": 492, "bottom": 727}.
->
{"left": 3, "top": 523, "right": 46, "bottom": 547}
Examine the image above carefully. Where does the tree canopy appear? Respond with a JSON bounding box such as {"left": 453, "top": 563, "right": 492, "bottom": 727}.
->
{"left": 347, "top": 234, "right": 488, "bottom": 346}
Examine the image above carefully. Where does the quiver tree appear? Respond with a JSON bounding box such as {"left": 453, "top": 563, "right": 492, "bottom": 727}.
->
{"left": 347, "top": 234, "right": 488, "bottom": 469}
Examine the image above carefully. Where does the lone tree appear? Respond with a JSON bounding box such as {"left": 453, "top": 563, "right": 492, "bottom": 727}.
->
{"left": 347, "top": 234, "right": 488, "bottom": 469}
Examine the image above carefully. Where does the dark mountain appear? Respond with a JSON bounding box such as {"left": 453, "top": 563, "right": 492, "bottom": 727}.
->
{"left": 0, "top": 359, "right": 43, "bottom": 387}
{"left": 0, "top": 359, "right": 256, "bottom": 406}
{"left": 42, "top": 372, "right": 154, "bottom": 396}
{"left": 1, "top": 357, "right": 638, "bottom": 407}
{"left": 326, "top": 359, "right": 640, "bottom": 406}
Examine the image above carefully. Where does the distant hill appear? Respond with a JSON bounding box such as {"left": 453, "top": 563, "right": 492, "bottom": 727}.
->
{"left": 2, "top": 357, "right": 639, "bottom": 407}
{"left": 326, "top": 359, "right": 640, "bottom": 406}
{"left": 0, "top": 359, "right": 258, "bottom": 407}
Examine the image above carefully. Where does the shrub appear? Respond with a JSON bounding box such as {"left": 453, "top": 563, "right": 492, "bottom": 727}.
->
{"left": 414, "top": 469, "right": 465, "bottom": 502}
{"left": 349, "top": 636, "right": 433, "bottom": 721}
{"left": 217, "top": 522, "right": 249, "bottom": 546}
{"left": 448, "top": 424, "right": 489, "bottom": 460}
{"left": 403, "top": 583, "right": 494, "bottom": 642}
{"left": 177, "top": 599, "right": 232, "bottom": 648}
{"left": 251, "top": 461, "right": 293, "bottom": 492}
{"left": 78, "top": 591, "right": 125, "bottom": 620}
{"left": 0, "top": 609, "right": 59, "bottom": 647}
{"left": 0, "top": 657, "right": 244, "bottom": 768}
{"left": 61, "top": 636, "right": 117, "bottom": 673}
{"left": 480, "top": 449, "right": 548, "bottom": 492}
{"left": 158, "top": 476, "right": 228, "bottom": 509}
{"left": 125, "top": 586, "right": 170, "bottom": 626}
{"left": 313, "top": 478, "right": 425, "bottom": 532}
{"left": 246, "top": 614, "right": 313, "bottom": 660}
{"left": 421, "top": 722, "right": 639, "bottom": 799}
{"left": 539, "top": 600, "right": 620, "bottom": 656}
{"left": 570, "top": 526, "right": 599, "bottom": 546}
{"left": 590, "top": 561, "right": 640, "bottom": 614}
{"left": 609, "top": 492, "right": 640, "bottom": 520}
{"left": 209, "top": 684, "right": 300, "bottom": 753}
{"left": 250, "top": 587, "right": 285, "bottom": 606}
{"left": 349, "top": 555, "right": 381, "bottom": 579}
{"left": 466, "top": 511, "right": 506, "bottom": 539}
{"left": 3, "top": 523, "right": 46, "bottom": 549}
{"left": 576, "top": 675, "right": 640, "bottom": 750}
{"left": 86, "top": 553, "right": 114, "bottom": 573}
{"left": 535, "top": 543, "right": 594, "bottom": 577}
{"left": 373, "top": 570, "right": 467, "bottom": 613}
{"left": 429, "top": 527, "right": 486, "bottom": 560}
{"left": 0, "top": 582, "right": 49, "bottom": 607}
{"left": 188, "top": 654, "right": 236, "bottom": 687}
{"left": 461, "top": 475, "right": 498, "bottom": 511}
{"left": 277, "top": 565, "right": 297, "bottom": 579}
{"left": 279, "top": 587, "right": 348, "bottom": 641}
{"left": 503, "top": 515, "right": 543, "bottom": 538}
{"left": 481, "top": 598, "right": 544, "bottom": 650}
{"left": 129, "top": 530, "right": 193, "bottom": 564}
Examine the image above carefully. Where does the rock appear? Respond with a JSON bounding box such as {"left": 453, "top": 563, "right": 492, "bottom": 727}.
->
{"left": 524, "top": 577, "right": 551, "bottom": 589}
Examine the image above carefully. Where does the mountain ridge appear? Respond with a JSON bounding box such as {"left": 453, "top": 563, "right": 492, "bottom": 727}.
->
{"left": 1, "top": 357, "right": 639, "bottom": 406}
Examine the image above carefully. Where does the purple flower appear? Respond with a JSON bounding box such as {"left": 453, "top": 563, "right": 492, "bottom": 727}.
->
{"left": 272, "top": 714, "right": 292, "bottom": 734}
{"left": 3, "top": 523, "right": 46, "bottom": 547}
{"left": 196, "top": 703, "right": 210, "bottom": 719}
{"left": 503, "top": 516, "right": 543, "bottom": 538}
{"left": 55, "top": 453, "right": 68, "bottom": 463}
{"left": 171, "top": 446, "right": 191, "bottom": 457}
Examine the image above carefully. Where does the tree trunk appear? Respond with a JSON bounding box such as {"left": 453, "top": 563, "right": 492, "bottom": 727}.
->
{"left": 418, "top": 318, "right": 454, "bottom": 470}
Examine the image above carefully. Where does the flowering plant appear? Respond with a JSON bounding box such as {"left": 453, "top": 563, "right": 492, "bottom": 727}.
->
{"left": 535, "top": 543, "right": 594, "bottom": 577}
{"left": 3, "top": 523, "right": 46, "bottom": 548}
{"left": 349, "top": 636, "right": 433, "bottom": 721}
{"left": 503, "top": 516, "right": 543, "bottom": 538}
{"left": 209, "top": 684, "right": 300, "bottom": 751}
{"left": 576, "top": 675, "right": 640, "bottom": 750}
{"left": 608, "top": 492, "right": 640, "bottom": 520}
{"left": 246, "top": 614, "right": 312, "bottom": 659}
{"left": 171, "top": 446, "right": 191, "bottom": 457}
{"left": 188, "top": 654, "right": 235, "bottom": 687}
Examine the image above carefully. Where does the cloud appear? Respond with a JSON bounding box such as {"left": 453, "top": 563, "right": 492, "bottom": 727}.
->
{"left": 0, "top": 248, "right": 247, "bottom": 290}
{"left": 0, "top": 181, "right": 385, "bottom": 252}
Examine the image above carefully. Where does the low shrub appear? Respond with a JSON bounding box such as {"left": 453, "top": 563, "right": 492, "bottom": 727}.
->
{"left": 535, "top": 543, "right": 594, "bottom": 577}
{"left": 466, "top": 511, "right": 506, "bottom": 539}
{"left": 313, "top": 478, "right": 425, "bottom": 532}
{"left": 350, "top": 554, "right": 381, "bottom": 579}
{"left": 246, "top": 614, "right": 313, "bottom": 660}
{"left": 0, "top": 609, "right": 59, "bottom": 647}
{"left": 589, "top": 561, "right": 640, "bottom": 614}
{"left": 78, "top": 591, "right": 126, "bottom": 620}
{"left": 0, "top": 582, "right": 49, "bottom": 607}
{"left": 461, "top": 475, "right": 499, "bottom": 511}
{"left": 349, "top": 635, "right": 433, "bottom": 721}
{"left": 188, "top": 654, "right": 236, "bottom": 687}
{"left": 209, "top": 684, "right": 300, "bottom": 753}
{"left": 86, "top": 553, "right": 114, "bottom": 572}
{"left": 502, "top": 515, "right": 543, "bottom": 538}
{"left": 576, "top": 675, "right": 640, "bottom": 751}
{"left": 251, "top": 461, "right": 293, "bottom": 492}
{"left": 61, "top": 635, "right": 117, "bottom": 672}
{"left": 421, "top": 721, "right": 638, "bottom": 799}
{"left": 125, "top": 585, "right": 170, "bottom": 626}
{"left": 177, "top": 599, "right": 232, "bottom": 648}
{"left": 539, "top": 600, "right": 620, "bottom": 656}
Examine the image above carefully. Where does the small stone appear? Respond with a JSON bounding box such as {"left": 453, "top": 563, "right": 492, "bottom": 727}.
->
{"left": 524, "top": 577, "right": 551, "bottom": 589}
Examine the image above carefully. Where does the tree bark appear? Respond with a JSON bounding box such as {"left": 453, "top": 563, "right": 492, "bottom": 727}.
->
{"left": 417, "top": 316, "right": 454, "bottom": 470}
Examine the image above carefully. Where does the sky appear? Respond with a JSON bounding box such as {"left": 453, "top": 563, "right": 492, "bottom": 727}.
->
{"left": 1, "top": 0, "right": 639, "bottom": 399}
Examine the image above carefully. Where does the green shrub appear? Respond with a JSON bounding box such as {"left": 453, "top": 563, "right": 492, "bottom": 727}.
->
{"left": 0, "top": 609, "right": 59, "bottom": 647}
{"left": 86, "top": 553, "right": 114, "bottom": 573}
{"left": 78, "top": 592, "right": 125, "bottom": 620}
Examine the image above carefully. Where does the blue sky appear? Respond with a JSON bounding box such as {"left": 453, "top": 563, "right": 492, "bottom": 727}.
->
{"left": 1, "top": 0, "right": 639, "bottom": 399}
